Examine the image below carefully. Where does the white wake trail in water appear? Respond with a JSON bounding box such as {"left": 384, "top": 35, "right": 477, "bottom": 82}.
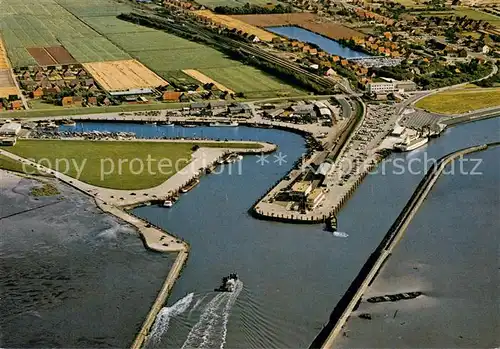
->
{"left": 189, "top": 295, "right": 208, "bottom": 317}
{"left": 146, "top": 293, "right": 194, "bottom": 346}
{"left": 181, "top": 281, "right": 243, "bottom": 349}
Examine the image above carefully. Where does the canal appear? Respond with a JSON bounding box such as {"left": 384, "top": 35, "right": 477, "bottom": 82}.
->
{"left": 58, "top": 117, "right": 499, "bottom": 348}
{"left": 266, "top": 26, "right": 371, "bottom": 58}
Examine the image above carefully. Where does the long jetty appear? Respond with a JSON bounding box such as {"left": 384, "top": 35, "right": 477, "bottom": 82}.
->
{"left": 130, "top": 250, "right": 188, "bottom": 349}
{"left": 310, "top": 143, "right": 493, "bottom": 349}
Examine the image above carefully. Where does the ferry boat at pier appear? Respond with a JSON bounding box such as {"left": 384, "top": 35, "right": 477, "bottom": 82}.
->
{"left": 214, "top": 273, "right": 238, "bottom": 292}
{"left": 180, "top": 178, "right": 200, "bottom": 193}
{"left": 394, "top": 137, "right": 428, "bottom": 152}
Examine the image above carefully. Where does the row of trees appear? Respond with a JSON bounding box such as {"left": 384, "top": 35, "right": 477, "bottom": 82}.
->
{"left": 415, "top": 60, "right": 492, "bottom": 89}
{"left": 476, "top": 71, "right": 499, "bottom": 88}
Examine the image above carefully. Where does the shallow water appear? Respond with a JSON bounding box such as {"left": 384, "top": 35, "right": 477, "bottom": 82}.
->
{"left": 0, "top": 174, "right": 175, "bottom": 347}
{"left": 335, "top": 146, "right": 500, "bottom": 348}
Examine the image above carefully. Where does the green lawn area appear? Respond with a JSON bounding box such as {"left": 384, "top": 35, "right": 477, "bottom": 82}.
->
{"left": 1, "top": 140, "right": 262, "bottom": 189}
{"left": 453, "top": 8, "right": 500, "bottom": 26}
{"left": 200, "top": 65, "right": 304, "bottom": 97}
{"left": 416, "top": 87, "right": 500, "bottom": 115}
{"left": 392, "top": 0, "right": 426, "bottom": 8}
{"left": 29, "top": 99, "right": 65, "bottom": 110}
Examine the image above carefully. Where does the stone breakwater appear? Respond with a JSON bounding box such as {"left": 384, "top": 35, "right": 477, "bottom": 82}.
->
{"left": 310, "top": 143, "right": 492, "bottom": 349}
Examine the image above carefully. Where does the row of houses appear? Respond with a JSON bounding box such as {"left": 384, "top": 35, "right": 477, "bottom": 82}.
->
{"left": 352, "top": 6, "right": 396, "bottom": 26}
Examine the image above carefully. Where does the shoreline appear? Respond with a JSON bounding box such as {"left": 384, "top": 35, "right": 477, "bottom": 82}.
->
{"left": 0, "top": 137, "right": 276, "bottom": 348}
{"left": 310, "top": 142, "right": 496, "bottom": 349}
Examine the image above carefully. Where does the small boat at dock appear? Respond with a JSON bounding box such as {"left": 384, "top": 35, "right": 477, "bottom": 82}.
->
{"left": 180, "top": 178, "right": 200, "bottom": 193}
{"left": 61, "top": 119, "right": 76, "bottom": 126}
{"left": 163, "top": 200, "right": 173, "bottom": 207}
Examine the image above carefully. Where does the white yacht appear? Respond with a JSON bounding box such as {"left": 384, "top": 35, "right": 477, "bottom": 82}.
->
{"left": 394, "top": 135, "right": 428, "bottom": 152}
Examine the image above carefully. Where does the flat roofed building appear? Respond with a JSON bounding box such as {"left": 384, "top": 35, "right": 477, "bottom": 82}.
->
{"left": 395, "top": 80, "right": 417, "bottom": 92}
{"left": 391, "top": 125, "right": 405, "bottom": 137}
{"left": 0, "top": 122, "right": 22, "bottom": 136}
{"left": 290, "top": 181, "right": 313, "bottom": 199}
{"left": 367, "top": 82, "right": 395, "bottom": 94}
{"left": 307, "top": 188, "right": 325, "bottom": 210}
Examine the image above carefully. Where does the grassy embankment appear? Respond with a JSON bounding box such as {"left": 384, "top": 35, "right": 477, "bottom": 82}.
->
{"left": 416, "top": 87, "right": 500, "bottom": 115}
{"left": 0, "top": 140, "right": 262, "bottom": 189}
{"left": 0, "top": 154, "right": 48, "bottom": 175}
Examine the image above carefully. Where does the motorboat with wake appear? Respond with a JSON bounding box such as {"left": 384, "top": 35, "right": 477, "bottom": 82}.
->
{"left": 214, "top": 273, "right": 238, "bottom": 292}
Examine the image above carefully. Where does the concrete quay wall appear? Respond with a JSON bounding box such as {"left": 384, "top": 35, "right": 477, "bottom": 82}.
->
{"left": 251, "top": 100, "right": 367, "bottom": 224}
{"left": 310, "top": 143, "right": 491, "bottom": 349}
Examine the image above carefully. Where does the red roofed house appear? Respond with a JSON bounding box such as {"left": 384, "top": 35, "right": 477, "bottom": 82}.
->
{"left": 162, "top": 91, "right": 183, "bottom": 102}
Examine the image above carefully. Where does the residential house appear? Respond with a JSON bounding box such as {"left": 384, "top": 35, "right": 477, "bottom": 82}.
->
{"left": 73, "top": 96, "right": 83, "bottom": 107}
{"left": 43, "top": 86, "right": 61, "bottom": 95}
{"left": 35, "top": 71, "right": 45, "bottom": 81}
{"left": 87, "top": 96, "right": 97, "bottom": 105}
{"left": 325, "top": 68, "right": 336, "bottom": 76}
{"left": 10, "top": 100, "right": 23, "bottom": 110}
{"left": 32, "top": 87, "right": 44, "bottom": 99}
{"left": 62, "top": 96, "right": 74, "bottom": 107}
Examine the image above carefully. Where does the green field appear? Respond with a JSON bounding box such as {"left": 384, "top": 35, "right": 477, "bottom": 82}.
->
{"left": 416, "top": 87, "right": 500, "bottom": 115}
{"left": 0, "top": 0, "right": 303, "bottom": 97}
{"left": 74, "top": 8, "right": 303, "bottom": 96}
{"left": 1, "top": 140, "right": 261, "bottom": 189}
{"left": 0, "top": 0, "right": 129, "bottom": 67}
